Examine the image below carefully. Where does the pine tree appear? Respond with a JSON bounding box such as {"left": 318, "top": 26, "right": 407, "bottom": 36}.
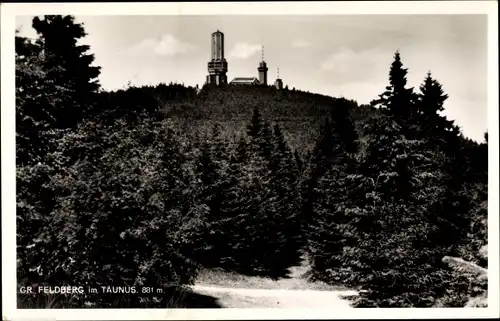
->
{"left": 294, "top": 150, "right": 304, "bottom": 172}
{"left": 15, "top": 34, "right": 70, "bottom": 165}
{"left": 247, "top": 106, "right": 264, "bottom": 138}
{"left": 307, "top": 132, "right": 362, "bottom": 280}
{"left": 302, "top": 103, "right": 359, "bottom": 240}
{"left": 416, "top": 72, "right": 452, "bottom": 142}
{"left": 32, "top": 15, "right": 101, "bottom": 125}
{"left": 305, "top": 102, "right": 362, "bottom": 279}
{"left": 192, "top": 124, "right": 252, "bottom": 269}
{"left": 215, "top": 136, "right": 257, "bottom": 271}
{"left": 348, "top": 114, "right": 455, "bottom": 307}
{"left": 266, "top": 123, "right": 304, "bottom": 271}
{"left": 16, "top": 33, "right": 76, "bottom": 286}
{"left": 371, "top": 51, "right": 419, "bottom": 130}
{"left": 196, "top": 142, "right": 220, "bottom": 213}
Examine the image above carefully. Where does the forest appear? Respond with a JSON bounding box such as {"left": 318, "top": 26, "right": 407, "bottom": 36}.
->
{"left": 16, "top": 15, "right": 488, "bottom": 308}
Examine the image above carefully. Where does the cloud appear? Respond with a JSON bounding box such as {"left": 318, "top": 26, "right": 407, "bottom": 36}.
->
{"left": 320, "top": 47, "right": 389, "bottom": 81}
{"left": 228, "top": 42, "right": 262, "bottom": 59}
{"left": 15, "top": 23, "right": 38, "bottom": 40}
{"left": 291, "top": 39, "right": 311, "bottom": 48}
{"left": 129, "top": 34, "right": 196, "bottom": 57}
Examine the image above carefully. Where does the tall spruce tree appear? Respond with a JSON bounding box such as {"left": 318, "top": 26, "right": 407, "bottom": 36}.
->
{"left": 16, "top": 35, "right": 57, "bottom": 165}
{"left": 417, "top": 72, "right": 453, "bottom": 142}
{"left": 371, "top": 51, "right": 419, "bottom": 132}
{"left": 267, "top": 124, "right": 304, "bottom": 270}
{"left": 306, "top": 110, "right": 361, "bottom": 280}
{"left": 415, "top": 72, "right": 472, "bottom": 251}
{"left": 32, "top": 15, "right": 101, "bottom": 125}
{"left": 349, "top": 114, "right": 456, "bottom": 307}
{"left": 302, "top": 103, "right": 359, "bottom": 239}
{"left": 247, "top": 106, "right": 264, "bottom": 138}
{"left": 294, "top": 150, "right": 304, "bottom": 172}
{"left": 192, "top": 124, "right": 250, "bottom": 269}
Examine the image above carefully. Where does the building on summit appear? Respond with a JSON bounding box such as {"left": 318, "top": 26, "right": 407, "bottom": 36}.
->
{"left": 230, "top": 45, "right": 269, "bottom": 86}
{"left": 257, "top": 46, "right": 268, "bottom": 85}
{"left": 230, "top": 77, "right": 261, "bottom": 85}
{"left": 206, "top": 30, "right": 284, "bottom": 89}
{"left": 206, "top": 30, "right": 228, "bottom": 85}
{"left": 274, "top": 67, "right": 283, "bottom": 90}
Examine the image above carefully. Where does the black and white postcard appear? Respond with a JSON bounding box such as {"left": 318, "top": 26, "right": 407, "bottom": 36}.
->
{"left": 1, "top": 1, "right": 498, "bottom": 320}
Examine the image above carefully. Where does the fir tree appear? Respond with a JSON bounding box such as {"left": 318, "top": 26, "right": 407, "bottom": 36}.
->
{"left": 371, "top": 51, "right": 419, "bottom": 130}
{"left": 16, "top": 35, "right": 56, "bottom": 165}
{"left": 268, "top": 123, "right": 304, "bottom": 269}
{"left": 32, "top": 15, "right": 101, "bottom": 125}
{"left": 307, "top": 126, "right": 362, "bottom": 280}
{"left": 294, "top": 150, "right": 304, "bottom": 172}
{"left": 302, "top": 103, "right": 359, "bottom": 239}
{"left": 416, "top": 72, "right": 452, "bottom": 142}
{"left": 349, "top": 114, "right": 454, "bottom": 307}
{"left": 305, "top": 101, "right": 361, "bottom": 279}
{"left": 247, "top": 106, "right": 264, "bottom": 138}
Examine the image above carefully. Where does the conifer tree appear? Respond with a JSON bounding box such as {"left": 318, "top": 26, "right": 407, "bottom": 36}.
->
{"left": 196, "top": 142, "right": 220, "bottom": 213}
{"left": 235, "top": 135, "right": 249, "bottom": 164}
{"left": 259, "top": 122, "right": 274, "bottom": 160}
{"left": 304, "top": 101, "right": 362, "bottom": 278}
{"left": 348, "top": 114, "right": 454, "bottom": 307}
{"left": 294, "top": 150, "right": 304, "bottom": 172}
{"left": 192, "top": 124, "right": 250, "bottom": 269}
{"left": 32, "top": 15, "right": 101, "bottom": 125}
{"left": 371, "top": 51, "right": 419, "bottom": 131}
{"left": 416, "top": 72, "right": 453, "bottom": 142}
{"left": 16, "top": 36, "right": 55, "bottom": 165}
{"left": 16, "top": 32, "right": 78, "bottom": 284}
{"left": 267, "top": 124, "right": 304, "bottom": 269}
{"left": 418, "top": 72, "right": 448, "bottom": 118}
{"left": 302, "top": 103, "right": 359, "bottom": 239}
{"left": 247, "top": 106, "right": 264, "bottom": 138}
{"left": 306, "top": 112, "right": 361, "bottom": 279}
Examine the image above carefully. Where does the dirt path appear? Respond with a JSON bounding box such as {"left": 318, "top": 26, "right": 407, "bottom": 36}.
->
{"left": 191, "top": 256, "right": 358, "bottom": 308}
{"left": 192, "top": 285, "right": 358, "bottom": 308}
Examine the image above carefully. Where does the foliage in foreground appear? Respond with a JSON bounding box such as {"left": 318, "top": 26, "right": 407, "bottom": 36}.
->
{"left": 305, "top": 52, "right": 488, "bottom": 307}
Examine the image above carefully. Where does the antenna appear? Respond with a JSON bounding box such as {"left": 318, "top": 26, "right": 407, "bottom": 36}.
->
{"left": 261, "top": 45, "right": 264, "bottom": 61}
{"left": 277, "top": 67, "right": 280, "bottom": 79}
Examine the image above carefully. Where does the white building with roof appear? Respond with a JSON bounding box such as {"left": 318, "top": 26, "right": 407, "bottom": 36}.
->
{"left": 229, "top": 77, "right": 261, "bottom": 85}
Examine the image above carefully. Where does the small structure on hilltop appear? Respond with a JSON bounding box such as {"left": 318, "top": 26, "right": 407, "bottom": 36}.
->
{"left": 274, "top": 67, "right": 283, "bottom": 90}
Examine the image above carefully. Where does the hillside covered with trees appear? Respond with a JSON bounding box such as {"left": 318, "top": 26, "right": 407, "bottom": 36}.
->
{"left": 16, "top": 15, "right": 488, "bottom": 308}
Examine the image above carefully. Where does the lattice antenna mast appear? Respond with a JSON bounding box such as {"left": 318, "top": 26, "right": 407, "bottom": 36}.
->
{"left": 261, "top": 45, "right": 264, "bottom": 61}
{"left": 277, "top": 67, "right": 280, "bottom": 78}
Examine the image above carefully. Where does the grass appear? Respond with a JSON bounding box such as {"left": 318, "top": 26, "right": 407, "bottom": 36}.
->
{"left": 195, "top": 255, "right": 351, "bottom": 292}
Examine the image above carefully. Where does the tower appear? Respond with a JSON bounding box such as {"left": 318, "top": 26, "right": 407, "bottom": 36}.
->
{"left": 206, "top": 30, "right": 228, "bottom": 85}
{"left": 274, "top": 67, "right": 283, "bottom": 90}
{"left": 258, "top": 45, "right": 268, "bottom": 86}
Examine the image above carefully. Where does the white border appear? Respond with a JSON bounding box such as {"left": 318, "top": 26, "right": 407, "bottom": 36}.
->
{"left": 1, "top": 2, "right": 498, "bottom": 320}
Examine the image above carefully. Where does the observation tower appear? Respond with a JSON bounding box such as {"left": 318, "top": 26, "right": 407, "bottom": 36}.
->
{"left": 206, "top": 30, "right": 228, "bottom": 85}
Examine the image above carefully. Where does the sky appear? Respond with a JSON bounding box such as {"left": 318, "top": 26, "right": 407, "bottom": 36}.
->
{"left": 15, "top": 14, "right": 488, "bottom": 142}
